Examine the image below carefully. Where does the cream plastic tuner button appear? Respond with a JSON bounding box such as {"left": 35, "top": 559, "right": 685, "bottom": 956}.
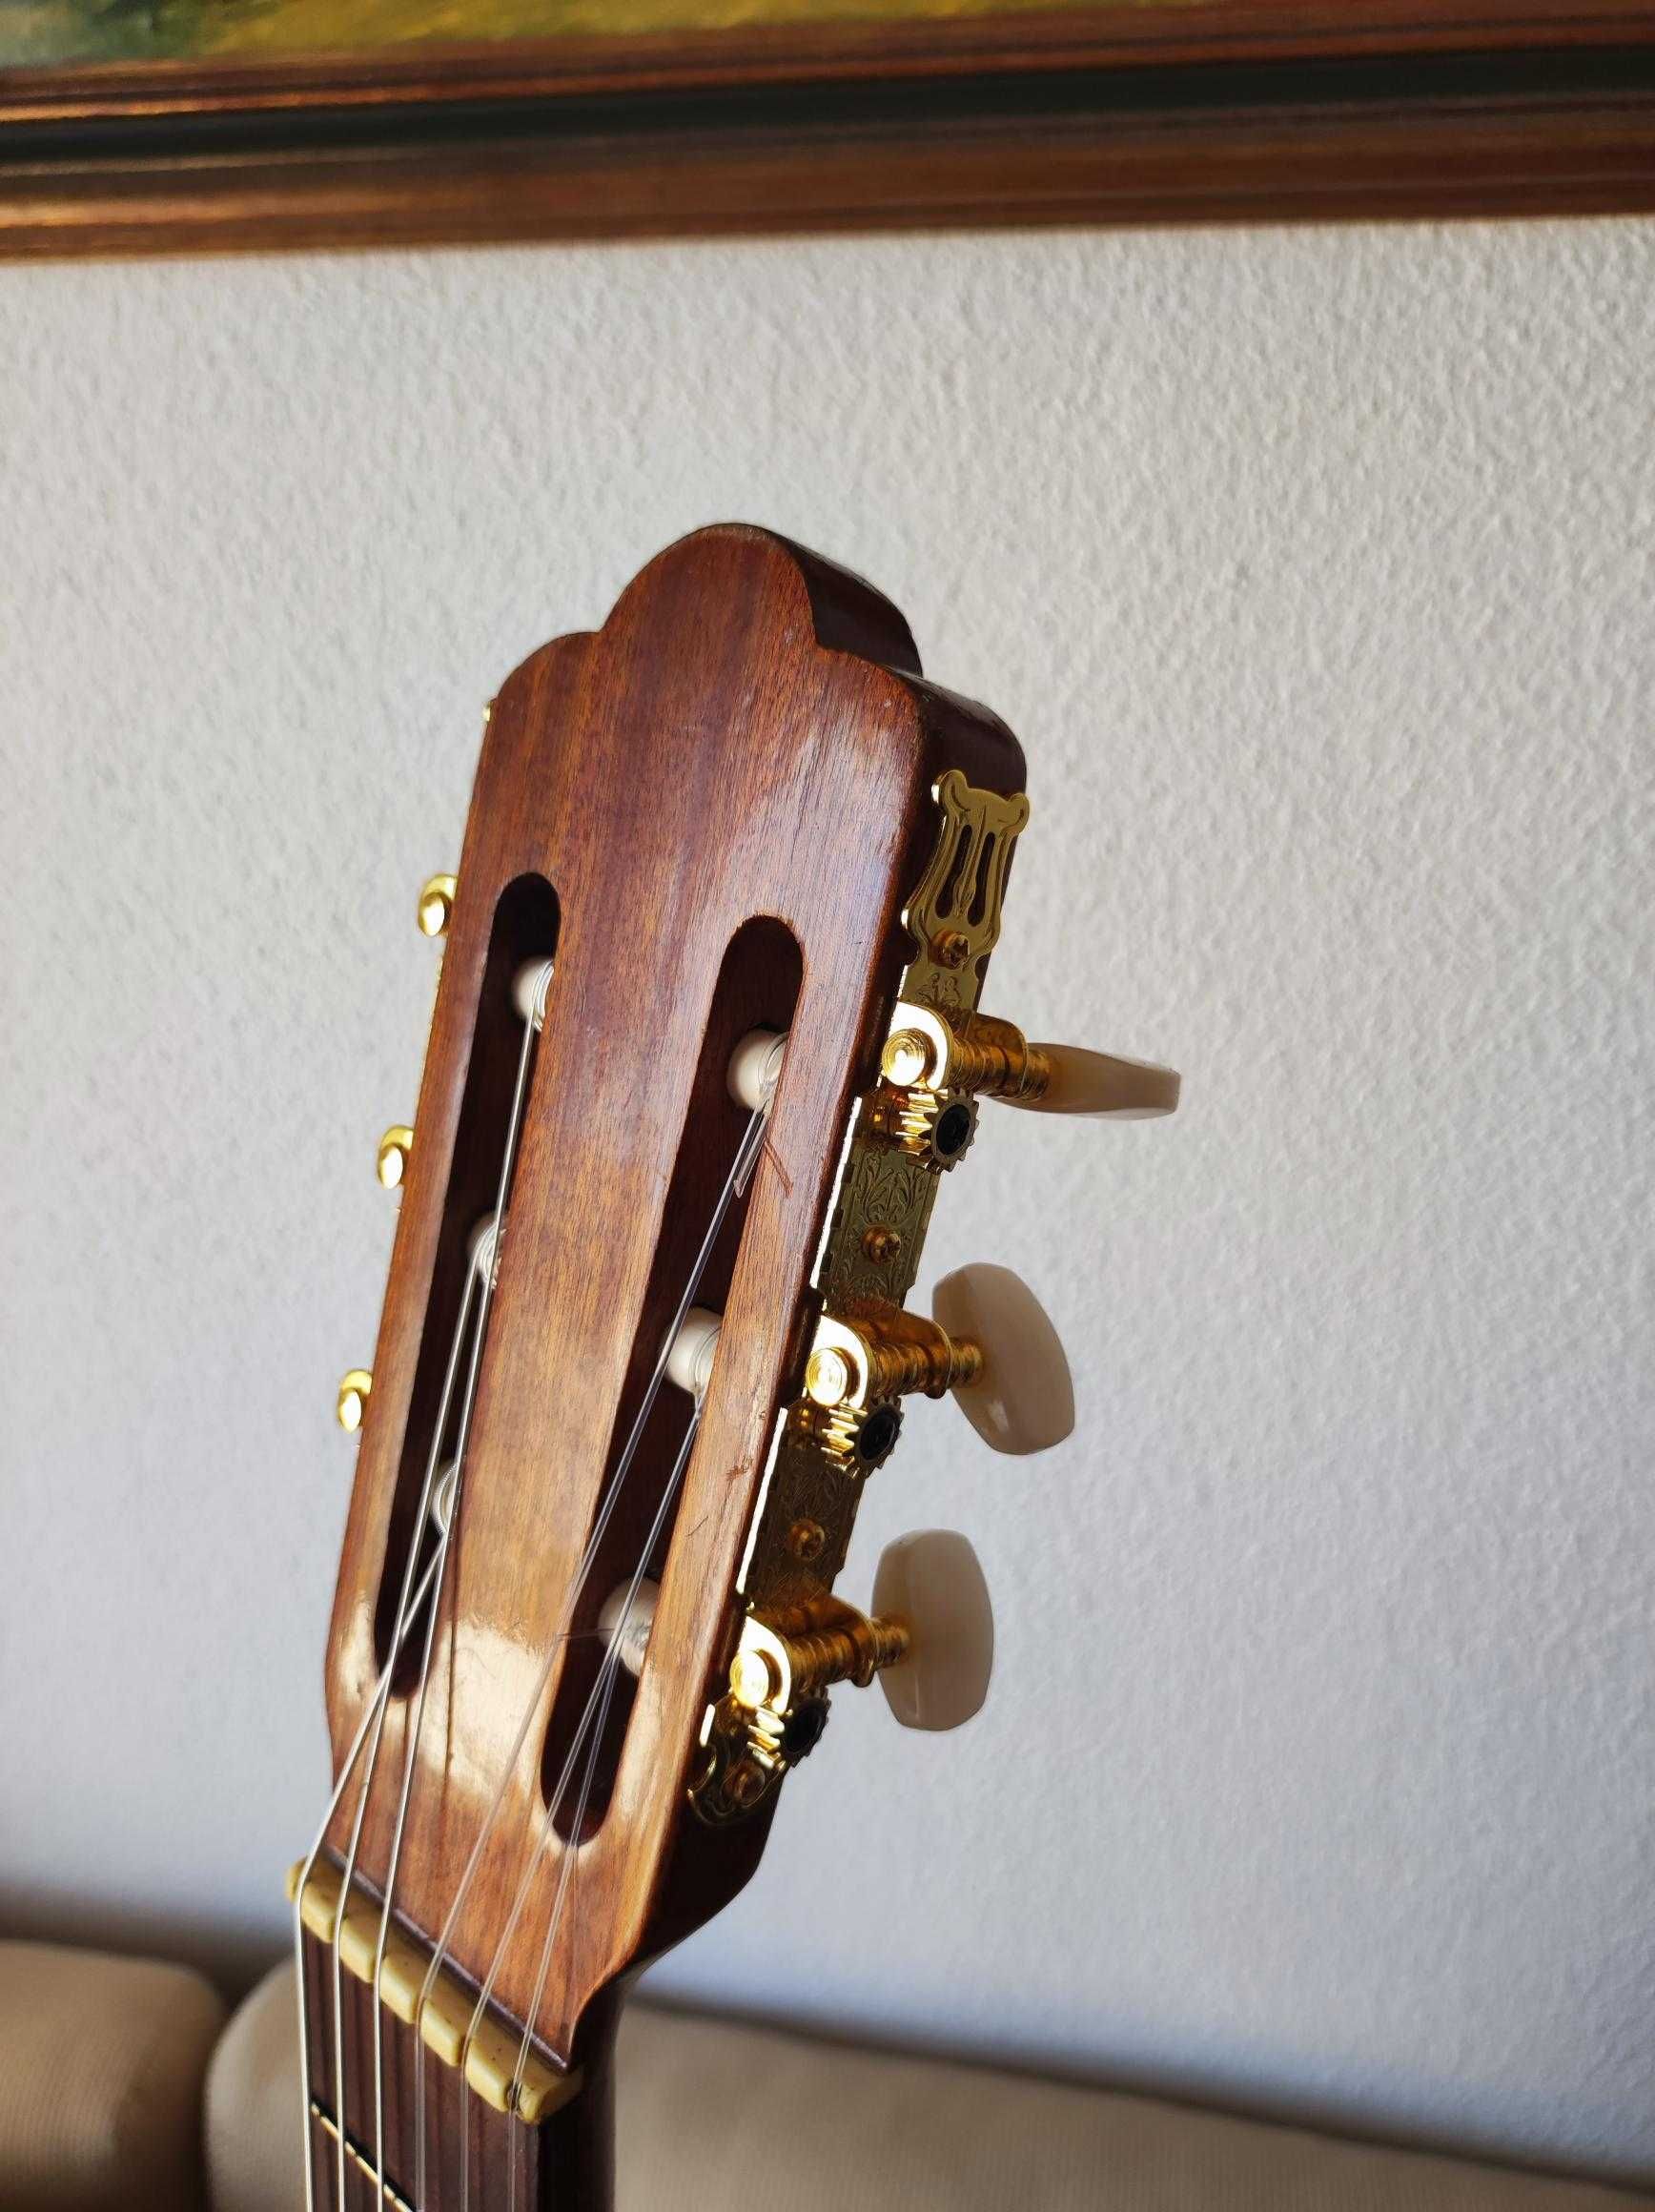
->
{"left": 871, "top": 1529, "right": 994, "bottom": 1732}
{"left": 727, "top": 1028, "right": 787, "bottom": 1112}
{"left": 931, "top": 1261, "right": 1074, "bottom": 1456}
{"left": 598, "top": 1578, "right": 659, "bottom": 1679}
{"left": 665, "top": 1307, "right": 722, "bottom": 1399}
{"left": 1024, "top": 1042, "right": 1179, "bottom": 1118}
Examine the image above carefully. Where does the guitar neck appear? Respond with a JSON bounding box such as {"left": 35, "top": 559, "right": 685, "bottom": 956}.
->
{"left": 300, "top": 1927, "right": 618, "bottom": 2212}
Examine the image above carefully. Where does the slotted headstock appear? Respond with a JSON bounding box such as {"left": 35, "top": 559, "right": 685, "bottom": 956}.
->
{"left": 296, "top": 525, "right": 1176, "bottom": 2209}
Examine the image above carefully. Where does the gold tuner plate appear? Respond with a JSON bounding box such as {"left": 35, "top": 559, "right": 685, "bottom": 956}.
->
{"left": 336, "top": 1369, "right": 372, "bottom": 1433}
{"left": 691, "top": 771, "right": 1029, "bottom": 1826}
{"left": 376, "top": 1124, "right": 414, "bottom": 1189}
{"left": 416, "top": 872, "right": 457, "bottom": 939}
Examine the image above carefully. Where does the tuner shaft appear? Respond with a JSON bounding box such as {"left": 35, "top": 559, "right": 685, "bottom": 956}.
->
{"left": 805, "top": 1307, "right": 982, "bottom": 1411}
{"left": 883, "top": 1000, "right": 1179, "bottom": 1119}
{"left": 728, "top": 1605, "right": 910, "bottom": 1711}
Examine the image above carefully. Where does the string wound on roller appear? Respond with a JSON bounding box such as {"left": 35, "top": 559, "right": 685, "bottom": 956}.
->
{"left": 727, "top": 1027, "right": 787, "bottom": 1111}
{"left": 512, "top": 957, "right": 556, "bottom": 1029}
{"left": 466, "top": 1211, "right": 501, "bottom": 1287}
{"left": 598, "top": 1579, "right": 660, "bottom": 1680}
{"left": 664, "top": 1307, "right": 723, "bottom": 1402}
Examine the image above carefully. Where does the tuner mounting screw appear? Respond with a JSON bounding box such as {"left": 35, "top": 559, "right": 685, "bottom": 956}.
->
{"left": 337, "top": 1369, "right": 373, "bottom": 1434}
{"left": 376, "top": 1125, "right": 414, "bottom": 1190}
{"left": 787, "top": 1519, "right": 828, "bottom": 1564}
{"left": 417, "top": 873, "right": 457, "bottom": 939}
{"left": 862, "top": 1223, "right": 902, "bottom": 1264}
{"left": 930, "top": 929, "right": 971, "bottom": 971}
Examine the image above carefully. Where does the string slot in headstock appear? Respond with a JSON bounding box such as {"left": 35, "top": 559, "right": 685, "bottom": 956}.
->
{"left": 535, "top": 915, "right": 801, "bottom": 1840}
{"left": 373, "top": 870, "right": 559, "bottom": 1685}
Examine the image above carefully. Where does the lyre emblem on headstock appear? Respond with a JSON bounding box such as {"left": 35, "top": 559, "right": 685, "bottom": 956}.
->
{"left": 292, "top": 525, "right": 1179, "bottom": 2212}
{"left": 899, "top": 767, "right": 1032, "bottom": 1011}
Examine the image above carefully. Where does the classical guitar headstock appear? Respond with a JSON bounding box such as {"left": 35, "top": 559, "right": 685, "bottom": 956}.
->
{"left": 293, "top": 525, "right": 1177, "bottom": 2209}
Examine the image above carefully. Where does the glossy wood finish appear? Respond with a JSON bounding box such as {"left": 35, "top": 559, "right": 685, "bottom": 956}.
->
{"left": 317, "top": 528, "right": 1022, "bottom": 2189}
{"left": 3, "top": 8, "right": 1654, "bottom": 256}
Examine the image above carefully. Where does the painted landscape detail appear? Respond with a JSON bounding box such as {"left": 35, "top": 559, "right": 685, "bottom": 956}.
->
{"left": 2, "top": 0, "right": 1190, "bottom": 69}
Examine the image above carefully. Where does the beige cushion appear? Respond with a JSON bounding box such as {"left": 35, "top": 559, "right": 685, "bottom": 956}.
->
{"left": 204, "top": 1957, "right": 302, "bottom": 2212}
{"left": 209, "top": 1958, "right": 1653, "bottom": 2212}
{"left": 622, "top": 2010, "right": 1653, "bottom": 2212}
{"left": 0, "top": 1938, "right": 225, "bottom": 2211}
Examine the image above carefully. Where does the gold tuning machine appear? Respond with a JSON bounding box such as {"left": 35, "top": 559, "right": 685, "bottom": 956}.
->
{"left": 799, "top": 1261, "right": 1073, "bottom": 1466}
{"left": 728, "top": 1528, "right": 993, "bottom": 1756}
{"left": 880, "top": 1001, "right": 1179, "bottom": 1121}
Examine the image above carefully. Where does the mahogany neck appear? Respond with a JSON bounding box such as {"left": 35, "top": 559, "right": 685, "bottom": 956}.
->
{"left": 533, "top": 2022, "right": 616, "bottom": 2212}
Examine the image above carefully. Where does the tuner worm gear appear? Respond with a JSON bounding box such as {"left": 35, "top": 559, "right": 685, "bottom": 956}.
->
{"left": 866, "top": 1082, "right": 979, "bottom": 1171}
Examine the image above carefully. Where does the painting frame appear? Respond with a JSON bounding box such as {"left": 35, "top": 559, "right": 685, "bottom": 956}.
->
{"left": 3, "top": 2, "right": 1654, "bottom": 257}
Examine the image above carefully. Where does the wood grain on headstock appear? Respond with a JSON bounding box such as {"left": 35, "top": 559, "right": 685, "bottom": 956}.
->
{"left": 321, "top": 525, "right": 1022, "bottom": 2089}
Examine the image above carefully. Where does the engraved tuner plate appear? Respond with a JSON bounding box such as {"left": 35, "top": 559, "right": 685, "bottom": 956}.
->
{"left": 691, "top": 770, "right": 1029, "bottom": 1822}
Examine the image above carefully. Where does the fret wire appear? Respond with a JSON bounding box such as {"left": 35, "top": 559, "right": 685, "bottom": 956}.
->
{"left": 310, "top": 2099, "right": 416, "bottom": 2212}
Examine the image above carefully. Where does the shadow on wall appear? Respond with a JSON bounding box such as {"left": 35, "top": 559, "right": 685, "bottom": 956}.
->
{"left": 0, "top": 1880, "right": 278, "bottom": 1999}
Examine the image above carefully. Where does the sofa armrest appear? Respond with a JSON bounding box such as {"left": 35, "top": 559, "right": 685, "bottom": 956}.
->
{"left": 0, "top": 1939, "right": 226, "bottom": 2212}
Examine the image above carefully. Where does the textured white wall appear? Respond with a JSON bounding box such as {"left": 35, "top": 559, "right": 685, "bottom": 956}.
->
{"left": 2, "top": 220, "right": 1651, "bottom": 2180}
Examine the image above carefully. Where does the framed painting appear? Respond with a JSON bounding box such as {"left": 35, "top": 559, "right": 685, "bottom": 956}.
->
{"left": 2, "top": 1, "right": 1653, "bottom": 256}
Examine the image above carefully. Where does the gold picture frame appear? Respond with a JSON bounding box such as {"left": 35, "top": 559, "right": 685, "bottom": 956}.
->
{"left": 3, "top": 1, "right": 1653, "bottom": 257}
